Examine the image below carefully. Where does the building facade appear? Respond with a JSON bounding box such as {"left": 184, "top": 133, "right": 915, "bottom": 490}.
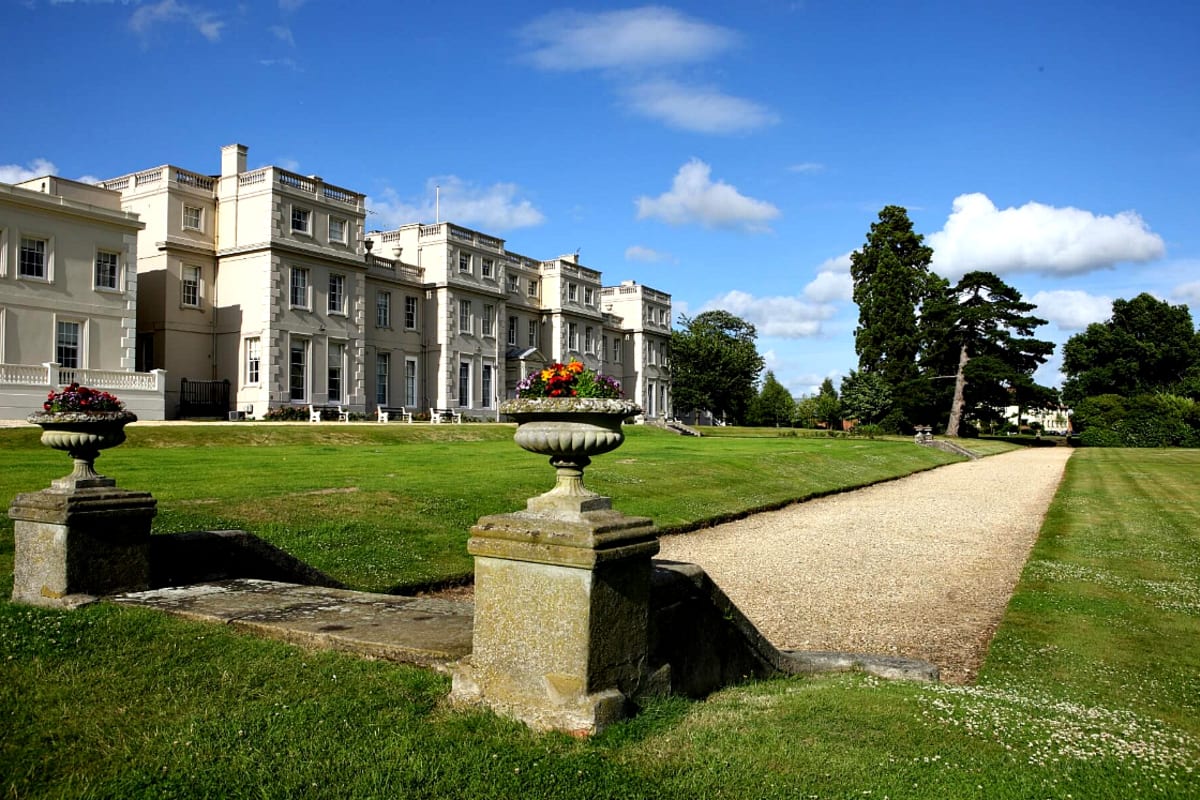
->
{"left": 102, "top": 143, "right": 670, "bottom": 420}
{"left": 0, "top": 176, "right": 166, "bottom": 419}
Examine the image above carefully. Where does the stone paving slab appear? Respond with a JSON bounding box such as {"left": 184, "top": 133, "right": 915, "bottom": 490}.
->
{"left": 111, "top": 579, "right": 473, "bottom": 670}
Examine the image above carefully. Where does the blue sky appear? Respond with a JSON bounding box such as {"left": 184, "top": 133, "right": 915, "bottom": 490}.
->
{"left": 4, "top": 0, "right": 1198, "bottom": 396}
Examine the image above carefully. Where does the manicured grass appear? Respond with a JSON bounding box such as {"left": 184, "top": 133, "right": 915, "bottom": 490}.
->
{"left": 0, "top": 424, "right": 963, "bottom": 592}
{"left": 2, "top": 437, "right": 1196, "bottom": 798}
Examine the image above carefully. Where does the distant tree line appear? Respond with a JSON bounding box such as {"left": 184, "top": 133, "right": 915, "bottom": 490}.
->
{"left": 668, "top": 206, "right": 1200, "bottom": 445}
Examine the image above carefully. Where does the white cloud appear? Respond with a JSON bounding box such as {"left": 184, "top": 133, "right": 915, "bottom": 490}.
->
{"left": 804, "top": 270, "right": 853, "bottom": 303}
{"left": 636, "top": 159, "right": 779, "bottom": 232}
{"left": 0, "top": 158, "right": 58, "bottom": 183}
{"left": 1030, "top": 290, "right": 1113, "bottom": 331}
{"left": 130, "top": 0, "right": 224, "bottom": 41}
{"left": 928, "top": 193, "right": 1166, "bottom": 279}
{"left": 702, "top": 289, "right": 835, "bottom": 339}
{"left": 520, "top": 7, "right": 737, "bottom": 71}
{"left": 368, "top": 177, "right": 545, "bottom": 233}
{"left": 624, "top": 80, "right": 777, "bottom": 134}
{"left": 788, "top": 162, "right": 825, "bottom": 174}
{"left": 815, "top": 251, "right": 852, "bottom": 273}
{"left": 1172, "top": 279, "right": 1200, "bottom": 306}
{"left": 624, "top": 245, "right": 674, "bottom": 263}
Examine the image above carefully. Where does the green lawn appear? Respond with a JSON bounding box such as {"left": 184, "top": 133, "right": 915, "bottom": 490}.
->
{"left": 0, "top": 424, "right": 964, "bottom": 592}
{"left": 2, "top": 432, "right": 1196, "bottom": 799}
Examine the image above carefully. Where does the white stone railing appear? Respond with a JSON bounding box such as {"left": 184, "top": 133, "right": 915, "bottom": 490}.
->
{"left": 235, "top": 168, "right": 363, "bottom": 207}
{"left": 239, "top": 169, "right": 268, "bottom": 186}
{"left": 367, "top": 256, "right": 424, "bottom": 282}
{"left": 173, "top": 168, "right": 214, "bottom": 191}
{"left": 0, "top": 363, "right": 168, "bottom": 420}
{"left": 134, "top": 168, "right": 164, "bottom": 186}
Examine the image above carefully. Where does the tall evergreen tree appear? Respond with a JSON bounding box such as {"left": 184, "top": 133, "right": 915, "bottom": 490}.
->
{"left": 850, "top": 206, "right": 939, "bottom": 426}
{"left": 921, "top": 271, "right": 1054, "bottom": 437}
{"left": 851, "top": 207, "right": 936, "bottom": 384}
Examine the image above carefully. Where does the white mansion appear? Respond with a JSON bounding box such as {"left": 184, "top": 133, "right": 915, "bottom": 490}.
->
{"left": 0, "top": 143, "right": 671, "bottom": 420}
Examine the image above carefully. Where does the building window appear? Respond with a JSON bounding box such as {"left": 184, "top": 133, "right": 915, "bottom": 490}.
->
{"left": 376, "top": 291, "right": 391, "bottom": 327}
{"left": 182, "top": 265, "right": 201, "bottom": 307}
{"left": 482, "top": 304, "right": 494, "bottom": 337}
{"left": 328, "top": 273, "right": 345, "bottom": 314}
{"left": 528, "top": 320, "right": 537, "bottom": 347}
{"left": 19, "top": 237, "right": 47, "bottom": 279}
{"left": 458, "top": 362, "right": 470, "bottom": 407}
{"left": 459, "top": 299, "right": 472, "bottom": 334}
{"left": 405, "top": 358, "right": 417, "bottom": 407}
{"left": 458, "top": 251, "right": 471, "bottom": 273}
{"left": 291, "top": 206, "right": 312, "bottom": 235}
{"left": 482, "top": 365, "right": 492, "bottom": 408}
{"left": 95, "top": 251, "right": 119, "bottom": 290}
{"left": 528, "top": 280, "right": 538, "bottom": 298}
{"left": 404, "top": 295, "right": 417, "bottom": 329}
{"left": 585, "top": 326, "right": 595, "bottom": 354}
{"left": 508, "top": 316, "right": 518, "bottom": 346}
{"left": 481, "top": 257, "right": 494, "bottom": 278}
{"left": 289, "top": 339, "right": 309, "bottom": 401}
{"left": 328, "top": 342, "right": 345, "bottom": 403}
{"left": 183, "top": 205, "right": 203, "bottom": 231}
{"left": 614, "top": 339, "right": 622, "bottom": 363}
{"left": 375, "top": 352, "right": 389, "bottom": 406}
{"left": 568, "top": 283, "right": 578, "bottom": 303}
{"left": 290, "top": 267, "right": 309, "bottom": 309}
{"left": 328, "top": 217, "right": 346, "bottom": 244}
{"left": 602, "top": 335, "right": 609, "bottom": 362}
{"left": 56, "top": 320, "right": 81, "bottom": 368}
{"left": 568, "top": 322, "right": 578, "bottom": 351}
{"left": 245, "top": 337, "right": 261, "bottom": 384}
{"left": 584, "top": 287, "right": 594, "bottom": 306}
{"left": 507, "top": 275, "right": 520, "bottom": 293}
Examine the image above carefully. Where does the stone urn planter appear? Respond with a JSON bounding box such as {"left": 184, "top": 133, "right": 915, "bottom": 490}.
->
{"left": 28, "top": 410, "right": 137, "bottom": 490}
{"left": 501, "top": 397, "right": 640, "bottom": 516}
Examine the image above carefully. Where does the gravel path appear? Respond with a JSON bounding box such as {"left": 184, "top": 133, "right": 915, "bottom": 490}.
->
{"left": 656, "top": 447, "right": 1074, "bottom": 684}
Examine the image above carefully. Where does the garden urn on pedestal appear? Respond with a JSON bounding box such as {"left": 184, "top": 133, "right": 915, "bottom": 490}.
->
{"left": 451, "top": 396, "right": 662, "bottom": 736}
{"left": 9, "top": 390, "right": 156, "bottom": 608}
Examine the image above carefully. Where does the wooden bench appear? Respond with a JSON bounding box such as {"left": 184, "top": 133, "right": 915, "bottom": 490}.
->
{"left": 430, "top": 407, "right": 463, "bottom": 424}
{"left": 377, "top": 407, "right": 413, "bottom": 423}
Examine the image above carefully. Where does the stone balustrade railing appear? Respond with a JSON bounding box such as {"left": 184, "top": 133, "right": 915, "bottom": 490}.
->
{"left": 0, "top": 363, "right": 168, "bottom": 420}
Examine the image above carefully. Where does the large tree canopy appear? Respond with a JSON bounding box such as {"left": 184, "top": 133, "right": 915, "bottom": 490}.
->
{"left": 670, "top": 310, "right": 765, "bottom": 424}
{"left": 921, "top": 271, "right": 1055, "bottom": 436}
{"left": 1061, "top": 293, "right": 1200, "bottom": 405}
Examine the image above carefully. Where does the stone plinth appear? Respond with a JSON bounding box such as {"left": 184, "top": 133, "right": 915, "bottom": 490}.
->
{"left": 9, "top": 487, "right": 157, "bottom": 608}
{"left": 451, "top": 507, "right": 660, "bottom": 736}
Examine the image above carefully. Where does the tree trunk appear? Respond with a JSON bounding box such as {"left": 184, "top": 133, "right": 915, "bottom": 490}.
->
{"left": 945, "top": 344, "right": 969, "bottom": 437}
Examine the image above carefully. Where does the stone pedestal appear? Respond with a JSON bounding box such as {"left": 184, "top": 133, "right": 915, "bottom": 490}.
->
{"left": 9, "top": 487, "right": 157, "bottom": 608}
{"left": 451, "top": 503, "right": 660, "bottom": 736}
